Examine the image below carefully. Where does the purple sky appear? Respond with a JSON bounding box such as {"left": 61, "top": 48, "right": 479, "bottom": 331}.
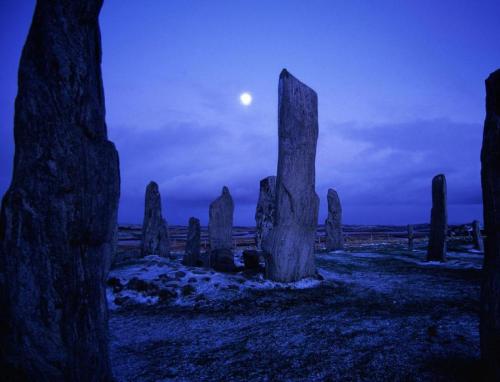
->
{"left": 1, "top": 1, "right": 500, "bottom": 225}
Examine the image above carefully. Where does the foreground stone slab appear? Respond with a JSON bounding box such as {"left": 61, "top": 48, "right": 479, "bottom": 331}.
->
{"left": 141, "top": 181, "right": 170, "bottom": 257}
{"left": 209, "top": 186, "right": 235, "bottom": 271}
{"left": 263, "top": 70, "right": 319, "bottom": 282}
{"left": 255, "top": 176, "right": 276, "bottom": 250}
{"left": 426, "top": 174, "right": 447, "bottom": 262}
{"left": 480, "top": 69, "right": 500, "bottom": 380}
{"left": 0, "top": 1, "right": 119, "bottom": 379}
{"left": 325, "top": 189, "right": 344, "bottom": 251}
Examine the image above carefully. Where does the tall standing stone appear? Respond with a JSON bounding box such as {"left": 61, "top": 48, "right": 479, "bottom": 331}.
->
{"left": 426, "top": 174, "right": 447, "bottom": 261}
{"left": 0, "top": 1, "right": 119, "bottom": 379}
{"left": 480, "top": 69, "right": 500, "bottom": 380}
{"left": 408, "top": 225, "right": 414, "bottom": 251}
{"left": 209, "top": 186, "right": 235, "bottom": 271}
{"left": 141, "top": 181, "right": 170, "bottom": 257}
{"left": 325, "top": 189, "right": 344, "bottom": 251}
{"left": 264, "top": 69, "right": 319, "bottom": 282}
{"left": 255, "top": 176, "right": 276, "bottom": 250}
{"left": 182, "top": 217, "right": 201, "bottom": 266}
{"left": 472, "top": 220, "right": 484, "bottom": 252}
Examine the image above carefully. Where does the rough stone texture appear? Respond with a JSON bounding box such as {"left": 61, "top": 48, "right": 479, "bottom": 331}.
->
{"left": 480, "top": 69, "right": 500, "bottom": 381}
{"left": 325, "top": 189, "right": 344, "bottom": 251}
{"left": 141, "top": 182, "right": 170, "bottom": 258}
{"left": 182, "top": 217, "right": 201, "bottom": 266}
{"left": 210, "top": 249, "right": 237, "bottom": 273}
{"left": 472, "top": 220, "right": 484, "bottom": 252}
{"left": 243, "top": 250, "right": 261, "bottom": 270}
{"left": 255, "top": 176, "right": 276, "bottom": 250}
{"left": 0, "top": 1, "right": 119, "bottom": 380}
{"left": 426, "top": 174, "right": 447, "bottom": 262}
{"left": 263, "top": 69, "right": 319, "bottom": 282}
{"left": 408, "top": 225, "right": 414, "bottom": 251}
{"left": 209, "top": 186, "right": 235, "bottom": 271}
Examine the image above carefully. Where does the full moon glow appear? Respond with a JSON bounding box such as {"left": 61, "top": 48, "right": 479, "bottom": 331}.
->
{"left": 240, "top": 92, "right": 252, "bottom": 106}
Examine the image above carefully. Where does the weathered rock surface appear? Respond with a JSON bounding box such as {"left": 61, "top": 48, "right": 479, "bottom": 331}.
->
{"left": 209, "top": 186, "right": 235, "bottom": 271}
{"left": 210, "top": 249, "right": 237, "bottom": 272}
{"left": 325, "top": 189, "right": 344, "bottom": 251}
{"left": 408, "top": 225, "right": 414, "bottom": 251}
{"left": 141, "top": 181, "right": 170, "bottom": 257}
{"left": 472, "top": 220, "right": 484, "bottom": 252}
{"left": 263, "top": 69, "right": 319, "bottom": 282}
{"left": 480, "top": 69, "right": 500, "bottom": 380}
{"left": 182, "top": 217, "right": 201, "bottom": 266}
{"left": 0, "top": 1, "right": 119, "bottom": 380}
{"left": 243, "top": 250, "right": 261, "bottom": 270}
{"left": 426, "top": 174, "right": 447, "bottom": 262}
{"left": 255, "top": 176, "right": 276, "bottom": 250}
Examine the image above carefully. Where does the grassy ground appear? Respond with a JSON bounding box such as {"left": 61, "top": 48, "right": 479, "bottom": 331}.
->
{"left": 108, "top": 242, "right": 483, "bottom": 381}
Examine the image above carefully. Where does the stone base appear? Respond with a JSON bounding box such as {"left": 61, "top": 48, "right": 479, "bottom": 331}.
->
{"left": 210, "top": 249, "right": 236, "bottom": 272}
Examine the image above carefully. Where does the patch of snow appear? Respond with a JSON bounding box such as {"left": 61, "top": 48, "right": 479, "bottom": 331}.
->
{"left": 244, "top": 274, "right": 321, "bottom": 291}
{"left": 107, "top": 247, "right": 482, "bottom": 309}
{"left": 108, "top": 254, "right": 324, "bottom": 308}
{"left": 233, "top": 250, "right": 245, "bottom": 267}
{"left": 107, "top": 289, "right": 117, "bottom": 310}
{"left": 121, "top": 290, "right": 159, "bottom": 305}
{"left": 415, "top": 259, "right": 482, "bottom": 270}
{"left": 468, "top": 249, "right": 483, "bottom": 254}
{"left": 350, "top": 252, "right": 390, "bottom": 259}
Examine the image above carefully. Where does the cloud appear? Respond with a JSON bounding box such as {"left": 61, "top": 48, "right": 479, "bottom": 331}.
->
{"left": 110, "top": 117, "right": 277, "bottom": 224}
{"left": 317, "top": 118, "right": 482, "bottom": 206}
{"left": 111, "top": 115, "right": 483, "bottom": 225}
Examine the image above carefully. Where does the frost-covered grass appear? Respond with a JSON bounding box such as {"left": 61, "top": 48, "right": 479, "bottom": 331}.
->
{"left": 108, "top": 246, "right": 483, "bottom": 381}
{"left": 108, "top": 252, "right": 322, "bottom": 309}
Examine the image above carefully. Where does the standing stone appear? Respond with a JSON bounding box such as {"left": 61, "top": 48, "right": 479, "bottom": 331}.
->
{"left": 472, "top": 220, "right": 484, "bottom": 252}
{"left": 480, "top": 69, "right": 500, "bottom": 380}
{"left": 209, "top": 186, "right": 235, "bottom": 271}
{"left": 182, "top": 217, "right": 201, "bottom": 266}
{"left": 255, "top": 176, "right": 276, "bottom": 250}
{"left": 426, "top": 174, "right": 447, "bottom": 261}
{"left": 263, "top": 69, "right": 319, "bottom": 282}
{"left": 325, "top": 189, "right": 344, "bottom": 251}
{"left": 408, "top": 225, "right": 414, "bottom": 251}
{"left": 141, "top": 181, "right": 170, "bottom": 257}
{"left": 0, "top": 1, "right": 119, "bottom": 380}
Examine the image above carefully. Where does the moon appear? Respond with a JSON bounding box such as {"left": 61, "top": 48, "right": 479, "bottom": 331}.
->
{"left": 240, "top": 92, "right": 252, "bottom": 106}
